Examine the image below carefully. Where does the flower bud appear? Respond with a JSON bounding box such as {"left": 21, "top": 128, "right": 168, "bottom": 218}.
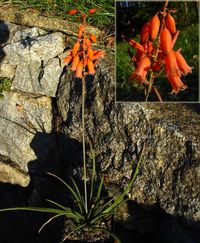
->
{"left": 160, "top": 27, "right": 172, "bottom": 56}
{"left": 166, "top": 13, "right": 176, "bottom": 34}
{"left": 149, "top": 14, "right": 160, "bottom": 41}
{"left": 72, "top": 42, "right": 80, "bottom": 57}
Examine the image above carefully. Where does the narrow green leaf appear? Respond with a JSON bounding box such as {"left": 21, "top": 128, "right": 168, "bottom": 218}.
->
{"left": 39, "top": 213, "right": 66, "bottom": 233}
{"left": 47, "top": 172, "right": 83, "bottom": 213}
{"left": 0, "top": 207, "right": 65, "bottom": 214}
{"left": 70, "top": 177, "right": 85, "bottom": 213}
{"left": 46, "top": 199, "right": 83, "bottom": 222}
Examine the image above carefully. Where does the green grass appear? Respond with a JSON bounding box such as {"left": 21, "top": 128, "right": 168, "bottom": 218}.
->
{"left": 0, "top": 77, "right": 12, "bottom": 98}
{"left": 0, "top": 0, "right": 115, "bottom": 30}
{"left": 116, "top": 24, "right": 199, "bottom": 102}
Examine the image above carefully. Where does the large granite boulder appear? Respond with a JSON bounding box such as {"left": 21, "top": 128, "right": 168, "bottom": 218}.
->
{"left": 57, "top": 57, "right": 200, "bottom": 226}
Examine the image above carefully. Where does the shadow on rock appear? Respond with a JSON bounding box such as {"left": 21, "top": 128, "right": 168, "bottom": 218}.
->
{"left": 0, "top": 21, "right": 10, "bottom": 65}
{"left": 115, "top": 201, "right": 200, "bottom": 243}
{"left": 0, "top": 130, "right": 86, "bottom": 243}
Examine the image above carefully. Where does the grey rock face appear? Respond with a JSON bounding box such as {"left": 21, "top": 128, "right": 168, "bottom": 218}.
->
{"left": 12, "top": 57, "right": 63, "bottom": 97}
{"left": 0, "top": 154, "right": 30, "bottom": 187}
{"left": 0, "top": 21, "right": 65, "bottom": 97}
{"left": 4, "top": 32, "right": 64, "bottom": 65}
{"left": 0, "top": 91, "right": 53, "bottom": 171}
{"left": 57, "top": 57, "right": 200, "bottom": 224}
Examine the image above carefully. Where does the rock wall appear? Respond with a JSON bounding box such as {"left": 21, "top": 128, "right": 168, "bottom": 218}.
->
{"left": 0, "top": 19, "right": 199, "bottom": 243}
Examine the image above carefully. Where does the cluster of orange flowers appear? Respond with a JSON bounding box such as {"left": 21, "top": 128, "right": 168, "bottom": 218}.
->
{"left": 123, "top": 10, "right": 192, "bottom": 94}
{"left": 64, "top": 9, "right": 105, "bottom": 79}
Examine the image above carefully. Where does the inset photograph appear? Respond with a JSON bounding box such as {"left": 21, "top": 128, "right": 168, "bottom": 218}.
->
{"left": 116, "top": 1, "right": 199, "bottom": 102}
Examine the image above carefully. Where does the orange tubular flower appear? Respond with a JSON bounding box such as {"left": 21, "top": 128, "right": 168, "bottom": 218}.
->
{"left": 83, "top": 38, "right": 91, "bottom": 49}
{"left": 92, "top": 50, "right": 105, "bottom": 60}
{"left": 87, "top": 47, "right": 94, "bottom": 60}
{"left": 140, "top": 22, "right": 150, "bottom": 44}
{"left": 87, "top": 59, "right": 95, "bottom": 75}
{"left": 174, "top": 51, "right": 193, "bottom": 75}
{"left": 167, "top": 74, "right": 187, "bottom": 94}
{"left": 72, "top": 42, "right": 80, "bottom": 57}
{"left": 75, "top": 60, "right": 83, "bottom": 78}
{"left": 165, "top": 50, "right": 181, "bottom": 77}
{"left": 122, "top": 35, "right": 144, "bottom": 52}
{"left": 71, "top": 55, "right": 80, "bottom": 71}
{"left": 130, "top": 56, "right": 151, "bottom": 82}
{"left": 90, "top": 34, "right": 97, "bottom": 43}
{"left": 149, "top": 14, "right": 160, "bottom": 41}
{"left": 84, "top": 56, "right": 88, "bottom": 66}
{"left": 64, "top": 53, "right": 72, "bottom": 65}
{"left": 67, "top": 9, "right": 78, "bottom": 15}
{"left": 160, "top": 27, "right": 172, "bottom": 56}
{"left": 166, "top": 13, "right": 176, "bottom": 34}
{"left": 78, "top": 25, "right": 85, "bottom": 39}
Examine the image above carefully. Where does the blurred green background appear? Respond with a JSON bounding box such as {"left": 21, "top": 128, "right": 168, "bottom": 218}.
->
{"left": 116, "top": 1, "right": 199, "bottom": 102}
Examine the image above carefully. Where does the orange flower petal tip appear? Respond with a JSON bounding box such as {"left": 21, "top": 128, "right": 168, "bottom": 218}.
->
{"left": 174, "top": 51, "right": 193, "bottom": 75}
{"left": 89, "top": 8, "right": 97, "bottom": 14}
{"left": 168, "top": 74, "right": 187, "bottom": 94}
{"left": 67, "top": 9, "right": 79, "bottom": 15}
{"left": 75, "top": 60, "right": 83, "bottom": 78}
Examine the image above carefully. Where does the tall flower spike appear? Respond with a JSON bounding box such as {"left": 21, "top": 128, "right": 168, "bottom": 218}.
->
{"left": 166, "top": 13, "right": 176, "bottom": 34}
{"left": 160, "top": 27, "right": 172, "bottom": 56}
{"left": 149, "top": 13, "right": 160, "bottom": 41}
{"left": 174, "top": 51, "right": 193, "bottom": 76}
{"left": 130, "top": 56, "right": 151, "bottom": 82}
